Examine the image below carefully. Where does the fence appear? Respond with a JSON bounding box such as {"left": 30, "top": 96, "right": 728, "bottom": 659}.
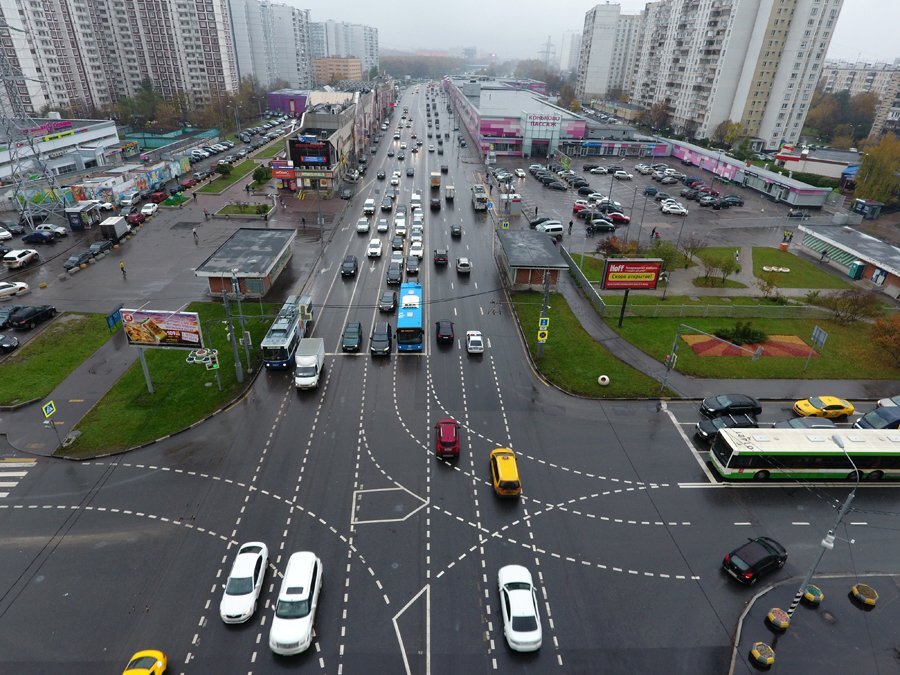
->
{"left": 603, "top": 303, "right": 838, "bottom": 320}
{"left": 560, "top": 246, "right": 607, "bottom": 317}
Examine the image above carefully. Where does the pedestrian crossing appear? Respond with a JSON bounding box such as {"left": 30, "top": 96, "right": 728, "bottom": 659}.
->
{"left": 0, "top": 458, "right": 36, "bottom": 498}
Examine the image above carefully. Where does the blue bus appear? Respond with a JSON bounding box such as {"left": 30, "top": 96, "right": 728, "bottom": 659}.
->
{"left": 260, "top": 295, "right": 313, "bottom": 369}
{"left": 396, "top": 282, "right": 424, "bottom": 352}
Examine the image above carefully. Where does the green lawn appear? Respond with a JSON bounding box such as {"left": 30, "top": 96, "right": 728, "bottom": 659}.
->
{"left": 219, "top": 202, "right": 270, "bottom": 216}
{"left": 573, "top": 254, "right": 606, "bottom": 282}
{"left": 752, "top": 247, "right": 854, "bottom": 289}
{"left": 604, "top": 316, "right": 900, "bottom": 380}
{"left": 600, "top": 294, "right": 790, "bottom": 307}
{"left": 692, "top": 277, "right": 748, "bottom": 289}
{"left": 196, "top": 160, "right": 257, "bottom": 193}
{"left": 66, "top": 301, "right": 278, "bottom": 457}
{"left": 511, "top": 292, "right": 668, "bottom": 398}
{"left": 0, "top": 314, "right": 113, "bottom": 406}
{"left": 253, "top": 144, "right": 284, "bottom": 160}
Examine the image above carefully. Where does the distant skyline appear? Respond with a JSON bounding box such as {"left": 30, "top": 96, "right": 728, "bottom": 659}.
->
{"left": 289, "top": 0, "right": 898, "bottom": 64}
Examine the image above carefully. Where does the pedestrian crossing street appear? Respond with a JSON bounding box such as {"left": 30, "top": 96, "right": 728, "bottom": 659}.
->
{"left": 0, "top": 457, "right": 36, "bottom": 498}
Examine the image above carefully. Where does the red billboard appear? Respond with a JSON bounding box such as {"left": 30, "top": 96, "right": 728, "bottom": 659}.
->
{"left": 601, "top": 259, "right": 663, "bottom": 290}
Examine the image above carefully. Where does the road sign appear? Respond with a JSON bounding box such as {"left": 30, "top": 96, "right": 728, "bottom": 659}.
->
{"left": 501, "top": 220, "right": 509, "bottom": 230}
{"left": 538, "top": 317, "right": 550, "bottom": 329}
{"left": 487, "top": 201, "right": 493, "bottom": 210}
{"left": 537, "top": 330, "right": 549, "bottom": 343}
{"left": 42, "top": 400, "right": 56, "bottom": 419}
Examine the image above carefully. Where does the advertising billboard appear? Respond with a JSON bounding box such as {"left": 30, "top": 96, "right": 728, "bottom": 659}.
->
{"left": 601, "top": 259, "right": 663, "bottom": 290}
{"left": 122, "top": 309, "right": 204, "bottom": 349}
{"left": 288, "top": 138, "right": 331, "bottom": 168}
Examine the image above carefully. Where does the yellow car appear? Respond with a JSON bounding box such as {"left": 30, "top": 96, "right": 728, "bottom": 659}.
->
{"left": 123, "top": 650, "right": 167, "bottom": 675}
{"left": 489, "top": 448, "right": 522, "bottom": 497}
{"left": 792, "top": 396, "right": 854, "bottom": 419}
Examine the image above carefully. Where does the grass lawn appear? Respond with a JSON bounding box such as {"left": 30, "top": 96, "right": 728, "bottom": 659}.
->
{"left": 197, "top": 160, "right": 257, "bottom": 193}
{"left": 253, "top": 144, "right": 284, "bottom": 160}
{"left": 600, "top": 293, "right": 787, "bottom": 307}
{"left": 604, "top": 316, "right": 900, "bottom": 380}
{"left": 66, "top": 301, "right": 278, "bottom": 457}
{"left": 573, "top": 254, "right": 606, "bottom": 282}
{"left": 752, "top": 247, "right": 853, "bottom": 289}
{"left": 219, "top": 202, "right": 270, "bottom": 216}
{"left": 163, "top": 193, "right": 187, "bottom": 207}
{"left": 0, "top": 314, "right": 113, "bottom": 406}
{"left": 511, "top": 292, "right": 668, "bottom": 398}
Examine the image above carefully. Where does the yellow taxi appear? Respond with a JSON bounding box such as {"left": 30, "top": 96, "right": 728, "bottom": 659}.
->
{"left": 792, "top": 395, "right": 854, "bottom": 419}
{"left": 490, "top": 448, "right": 522, "bottom": 497}
{"left": 123, "top": 650, "right": 167, "bottom": 675}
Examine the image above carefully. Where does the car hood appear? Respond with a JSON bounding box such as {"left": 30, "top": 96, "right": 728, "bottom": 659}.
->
{"left": 219, "top": 591, "right": 254, "bottom": 618}
{"left": 269, "top": 613, "right": 312, "bottom": 646}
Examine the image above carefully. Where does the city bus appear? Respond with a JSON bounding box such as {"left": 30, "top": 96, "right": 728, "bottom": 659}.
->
{"left": 710, "top": 428, "right": 900, "bottom": 481}
{"left": 396, "top": 282, "right": 424, "bottom": 352}
{"left": 260, "top": 295, "right": 313, "bottom": 369}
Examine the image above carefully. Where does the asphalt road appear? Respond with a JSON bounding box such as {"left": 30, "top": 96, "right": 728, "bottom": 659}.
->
{"left": 0, "top": 86, "right": 898, "bottom": 675}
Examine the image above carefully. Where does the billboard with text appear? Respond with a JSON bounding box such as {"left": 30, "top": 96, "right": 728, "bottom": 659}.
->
{"left": 601, "top": 259, "right": 663, "bottom": 290}
{"left": 122, "top": 309, "right": 204, "bottom": 349}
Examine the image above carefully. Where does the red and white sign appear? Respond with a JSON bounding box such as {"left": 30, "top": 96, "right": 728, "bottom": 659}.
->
{"left": 526, "top": 113, "right": 561, "bottom": 128}
{"left": 601, "top": 259, "right": 663, "bottom": 290}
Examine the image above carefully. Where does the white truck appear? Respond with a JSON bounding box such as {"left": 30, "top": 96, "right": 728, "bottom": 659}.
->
{"left": 294, "top": 338, "right": 325, "bottom": 390}
{"left": 445, "top": 185, "right": 455, "bottom": 201}
{"left": 99, "top": 216, "right": 131, "bottom": 242}
{"left": 363, "top": 198, "right": 376, "bottom": 216}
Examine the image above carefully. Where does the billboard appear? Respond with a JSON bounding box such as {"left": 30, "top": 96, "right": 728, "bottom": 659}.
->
{"left": 601, "top": 259, "right": 663, "bottom": 290}
{"left": 122, "top": 309, "right": 204, "bottom": 349}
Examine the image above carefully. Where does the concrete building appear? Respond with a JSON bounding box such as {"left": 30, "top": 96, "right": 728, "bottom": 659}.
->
{"left": 559, "top": 30, "right": 582, "bottom": 73}
{"left": 820, "top": 61, "right": 900, "bottom": 140}
{"left": 309, "top": 20, "right": 379, "bottom": 75}
{"left": 195, "top": 228, "right": 296, "bottom": 298}
{"left": 576, "top": 4, "right": 641, "bottom": 102}
{"left": 312, "top": 58, "right": 364, "bottom": 85}
{"left": 629, "top": 0, "right": 845, "bottom": 150}
{"left": 231, "top": 0, "right": 313, "bottom": 89}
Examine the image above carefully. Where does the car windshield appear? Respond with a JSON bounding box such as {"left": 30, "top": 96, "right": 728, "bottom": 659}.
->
{"left": 807, "top": 397, "right": 826, "bottom": 409}
{"left": 275, "top": 598, "right": 310, "bottom": 619}
{"left": 127, "top": 656, "right": 160, "bottom": 669}
{"left": 295, "top": 366, "right": 317, "bottom": 377}
{"left": 225, "top": 575, "right": 254, "bottom": 595}
{"left": 511, "top": 615, "right": 538, "bottom": 632}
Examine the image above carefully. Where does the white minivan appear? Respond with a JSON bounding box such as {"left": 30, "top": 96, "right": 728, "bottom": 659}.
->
{"left": 535, "top": 221, "right": 564, "bottom": 238}
{"left": 269, "top": 552, "right": 323, "bottom": 655}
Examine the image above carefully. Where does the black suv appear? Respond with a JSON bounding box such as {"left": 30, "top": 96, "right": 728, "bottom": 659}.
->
{"left": 433, "top": 248, "right": 449, "bottom": 265}
{"left": 386, "top": 262, "right": 403, "bottom": 285}
{"left": 341, "top": 255, "right": 359, "bottom": 277}
{"left": 694, "top": 413, "right": 758, "bottom": 442}
{"left": 341, "top": 322, "right": 363, "bottom": 352}
{"left": 378, "top": 291, "right": 397, "bottom": 313}
{"left": 370, "top": 322, "right": 392, "bottom": 356}
{"left": 722, "top": 537, "right": 787, "bottom": 586}
{"left": 435, "top": 320, "right": 455, "bottom": 344}
{"left": 9, "top": 305, "right": 57, "bottom": 330}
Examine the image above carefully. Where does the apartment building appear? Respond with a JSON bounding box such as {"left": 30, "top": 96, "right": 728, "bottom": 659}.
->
{"left": 232, "top": 0, "right": 313, "bottom": 89}
{"left": 559, "top": 30, "right": 582, "bottom": 73}
{"left": 312, "top": 58, "right": 363, "bottom": 85}
{"left": 309, "top": 20, "right": 379, "bottom": 75}
{"left": 575, "top": 4, "right": 641, "bottom": 102}
{"left": 820, "top": 61, "right": 900, "bottom": 139}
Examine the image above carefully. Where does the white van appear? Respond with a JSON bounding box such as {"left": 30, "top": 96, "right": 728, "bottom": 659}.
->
{"left": 536, "top": 221, "right": 564, "bottom": 238}
{"left": 269, "top": 552, "right": 323, "bottom": 655}
{"left": 363, "top": 198, "right": 376, "bottom": 215}
{"left": 119, "top": 191, "right": 141, "bottom": 206}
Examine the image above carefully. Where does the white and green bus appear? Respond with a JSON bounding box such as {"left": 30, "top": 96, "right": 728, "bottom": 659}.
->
{"left": 710, "top": 428, "right": 900, "bottom": 481}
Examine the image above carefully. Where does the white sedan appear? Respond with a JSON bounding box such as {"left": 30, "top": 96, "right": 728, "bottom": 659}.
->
{"left": 220, "top": 542, "right": 268, "bottom": 624}
{"left": 661, "top": 202, "right": 689, "bottom": 216}
{"left": 356, "top": 217, "right": 370, "bottom": 233}
{"left": 376, "top": 218, "right": 390, "bottom": 233}
{"left": 0, "top": 281, "right": 28, "bottom": 298}
{"left": 399, "top": 142, "right": 407, "bottom": 149}
{"left": 390, "top": 175, "right": 400, "bottom": 186}
{"left": 589, "top": 167, "right": 608, "bottom": 174}
{"left": 367, "top": 238, "right": 383, "bottom": 258}
{"left": 0, "top": 227, "right": 11, "bottom": 241}
{"left": 514, "top": 168, "right": 526, "bottom": 177}
{"left": 498, "top": 564, "right": 542, "bottom": 652}
{"left": 428, "top": 145, "right": 435, "bottom": 153}
{"left": 140, "top": 202, "right": 158, "bottom": 216}
{"left": 408, "top": 240, "right": 425, "bottom": 259}
{"left": 466, "top": 330, "right": 484, "bottom": 354}
{"left": 613, "top": 171, "right": 633, "bottom": 180}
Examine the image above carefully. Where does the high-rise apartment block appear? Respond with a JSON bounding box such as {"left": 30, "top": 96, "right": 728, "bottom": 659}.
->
{"left": 577, "top": 0, "right": 845, "bottom": 150}
{"left": 232, "top": 0, "right": 313, "bottom": 89}
{"left": 309, "top": 21, "right": 379, "bottom": 76}
{"left": 559, "top": 30, "right": 582, "bottom": 73}
{"left": 820, "top": 61, "right": 900, "bottom": 139}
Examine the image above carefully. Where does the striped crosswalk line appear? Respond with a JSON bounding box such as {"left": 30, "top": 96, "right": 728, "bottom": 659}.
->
{"left": 0, "top": 458, "right": 36, "bottom": 497}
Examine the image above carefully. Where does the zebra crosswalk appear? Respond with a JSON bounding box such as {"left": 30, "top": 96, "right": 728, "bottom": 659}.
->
{"left": 0, "top": 458, "right": 36, "bottom": 497}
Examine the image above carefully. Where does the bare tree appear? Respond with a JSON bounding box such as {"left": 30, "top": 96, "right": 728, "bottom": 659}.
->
{"left": 680, "top": 234, "right": 707, "bottom": 267}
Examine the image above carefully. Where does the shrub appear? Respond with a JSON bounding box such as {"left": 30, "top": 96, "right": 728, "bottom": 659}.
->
{"left": 216, "top": 163, "right": 233, "bottom": 176}
{"left": 816, "top": 289, "right": 883, "bottom": 324}
{"left": 715, "top": 321, "right": 768, "bottom": 345}
{"left": 252, "top": 166, "right": 272, "bottom": 183}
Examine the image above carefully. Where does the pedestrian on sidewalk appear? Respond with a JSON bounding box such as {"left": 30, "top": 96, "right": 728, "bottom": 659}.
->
{"left": 192, "top": 228, "right": 199, "bottom": 245}
{"left": 788, "top": 231, "right": 793, "bottom": 243}
{"left": 245, "top": 184, "right": 251, "bottom": 194}
{"left": 568, "top": 220, "right": 573, "bottom": 235}
{"left": 820, "top": 249, "right": 828, "bottom": 262}
{"left": 534, "top": 206, "right": 538, "bottom": 217}
{"left": 650, "top": 227, "right": 657, "bottom": 239}
{"left": 302, "top": 217, "right": 306, "bottom": 228}
{"left": 734, "top": 249, "right": 740, "bottom": 263}
{"left": 192, "top": 192, "right": 197, "bottom": 201}
{"left": 203, "top": 209, "right": 209, "bottom": 220}
{"left": 119, "top": 261, "right": 126, "bottom": 278}
{"left": 280, "top": 197, "right": 286, "bottom": 210}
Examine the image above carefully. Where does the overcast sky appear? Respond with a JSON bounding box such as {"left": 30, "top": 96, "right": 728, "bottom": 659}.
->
{"left": 291, "top": 0, "right": 898, "bottom": 64}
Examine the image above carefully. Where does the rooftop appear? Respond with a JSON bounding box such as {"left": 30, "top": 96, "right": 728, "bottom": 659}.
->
{"left": 497, "top": 230, "right": 568, "bottom": 269}
{"left": 195, "top": 228, "right": 295, "bottom": 278}
{"left": 801, "top": 224, "right": 900, "bottom": 277}
{"left": 450, "top": 78, "right": 579, "bottom": 120}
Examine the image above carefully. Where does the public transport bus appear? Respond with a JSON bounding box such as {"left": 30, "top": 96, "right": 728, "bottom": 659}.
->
{"left": 396, "top": 282, "right": 424, "bottom": 352}
{"left": 260, "top": 294, "right": 313, "bottom": 369}
{"left": 710, "top": 428, "right": 900, "bottom": 481}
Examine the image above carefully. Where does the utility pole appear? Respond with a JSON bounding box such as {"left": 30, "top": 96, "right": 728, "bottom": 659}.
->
{"left": 223, "top": 291, "right": 244, "bottom": 384}
{"left": 537, "top": 271, "right": 550, "bottom": 359}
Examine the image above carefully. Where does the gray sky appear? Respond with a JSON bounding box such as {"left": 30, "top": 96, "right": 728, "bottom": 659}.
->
{"left": 291, "top": 0, "right": 898, "bottom": 64}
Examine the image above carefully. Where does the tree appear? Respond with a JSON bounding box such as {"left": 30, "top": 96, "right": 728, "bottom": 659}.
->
{"left": 647, "top": 100, "right": 669, "bottom": 130}
{"left": 252, "top": 166, "right": 272, "bottom": 183}
{"left": 680, "top": 234, "right": 707, "bottom": 266}
{"left": 647, "top": 239, "right": 679, "bottom": 271}
{"left": 711, "top": 120, "right": 743, "bottom": 147}
{"left": 216, "top": 163, "right": 233, "bottom": 177}
{"left": 855, "top": 133, "right": 900, "bottom": 207}
{"left": 870, "top": 314, "right": 900, "bottom": 367}
{"left": 818, "top": 289, "right": 883, "bottom": 324}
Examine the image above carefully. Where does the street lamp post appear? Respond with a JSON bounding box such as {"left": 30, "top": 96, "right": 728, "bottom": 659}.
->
{"left": 233, "top": 106, "right": 242, "bottom": 136}
{"left": 231, "top": 268, "right": 251, "bottom": 371}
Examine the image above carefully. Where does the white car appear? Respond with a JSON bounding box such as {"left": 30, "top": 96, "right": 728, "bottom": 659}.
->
{"left": 367, "top": 239, "right": 383, "bottom": 258}
{"left": 876, "top": 394, "right": 900, "bottom": 408}
{"left": 356, "top": 217, "right": 370, "bottom": 233}
{"left": 412, "top": 212, "right": 424, "bottom": 227}
{"left": 614, "top": 171, "right": 633, "bottom": 180}
{"left": 140, "top": 202, "right": 158, "bottom": 216}
{"left": 390, "top": 175, "right": 400, "bottom": 186}
{"left": 466, "top": 330, "right": 484, "bottom": 354}
{"left": 428, "top": 145, "right": 435, "bottom": 152}
{"left": 589, "top": 167, "right": 608, "bottom": 174}
{"left": 220, "top": 542, "right": 269, "bottom": 624}
{"left": 636, "top": 165, "right": 653, "bottom": 175}
{"left": 498, "top": 565, "right": 542, "bottom": 652}
{"left": 399, "top": 142, "right": 407, "bottom": 150}
{"left": 662, "top": 202, "right": 689, "bottom": 216}
{"left": 0, "top": 226, "right": 11, "bottom": 241}
{"left": 587, "top": 193, "right": 606, "bottom": 203}
{"left": 410, "top": 230, "right": 423, "bottom": 244}
{"left": 394, "top": 220, "right": 407, "bottom": 237}
{"left": 0, "top": 281, "right": 28, "bottom": 298}
{"left": 409, "top": 240, "right": 424, "bottom": 259}
{"left": 36, "top": 223, "right": 67, "bottom": 237}
{"left": 514, "top": 168, "right": 526, "bottom": 177}
{"left": 85, "top": 199, "right": 114, "bottom": 210}
{"left": 2, "top": 249, "right": 38, "bottom": 269}
{"left": 269, "top": 552, "right": 323, "bottom": 655}
{"left": 376, "top": 218, "right": 389, "bottom": 233}
{"left": 456, "top": 257, "right": 472, "bottom": 273}
{"left": 390, "top": 251, "right": 404, "bottom": 265}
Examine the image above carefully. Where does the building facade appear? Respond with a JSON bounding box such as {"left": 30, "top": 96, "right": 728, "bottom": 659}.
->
{"left": 232, "top": 0, "right": 313, "bottom": 89}
{"left": 312, "top": 58, "right": 363, "bottom": 85}
{"left": 309, "top": 20, "right": 379, "bottom": 76}
{"left": 820, "top": 61, "right": 900, "bottom": 139}
{"left": 559, "top": 30, "right": 582, "bottom": 73}
{"left": 576, "top": 4, "right": 641, "bottom": 102}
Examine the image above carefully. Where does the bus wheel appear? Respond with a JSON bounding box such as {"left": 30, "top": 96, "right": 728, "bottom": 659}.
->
{"left": 866, "top": 470, "right": 884, "bottom": 481}
{"left": 753, "top": 470, "right": 770, "bottom": 481}
{"left": 847, "top": 471, "right": 863, "bottom": 481}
